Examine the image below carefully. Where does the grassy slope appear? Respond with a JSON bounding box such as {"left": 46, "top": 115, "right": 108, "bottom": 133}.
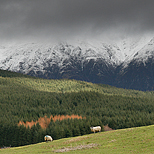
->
{"left": 1, "top": 125, "right": 154, "bottom": 154}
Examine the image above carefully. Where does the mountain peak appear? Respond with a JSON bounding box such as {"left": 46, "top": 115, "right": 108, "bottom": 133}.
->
{"left": 0, "top": 36, "right": 154, "bottom": 91}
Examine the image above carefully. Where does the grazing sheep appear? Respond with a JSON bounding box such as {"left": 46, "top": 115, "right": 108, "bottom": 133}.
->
{"left": 44, "top": 135, "right": 53, "bottom": 142}
{"left": 90, "top": 126, "right": 101, "bottom": 133}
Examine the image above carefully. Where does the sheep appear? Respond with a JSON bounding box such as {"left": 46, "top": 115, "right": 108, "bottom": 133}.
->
{"left": 44, "top": 135, "right": 53, "bottom": 142}
{"left": 90, "top": 126, "right": 101, "bottom": 133}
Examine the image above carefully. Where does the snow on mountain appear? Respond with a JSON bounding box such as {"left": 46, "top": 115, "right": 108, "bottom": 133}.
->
{"left": 115, "top": 35, "right": 154, "bottom": 68}
{"left": 0, "top": 40, "right": 125, "bottom": 74}
{"left": 133, "top": 37, "right": 154, "bottom": 62}
{"left": 0, "top": 46, "right": 8, "bottom": 61}
{"left": 0, "top": 35, "right": 153, "bottom": 79}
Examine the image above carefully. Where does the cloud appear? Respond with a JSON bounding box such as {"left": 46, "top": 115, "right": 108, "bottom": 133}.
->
{"left": 0, "top": 0, "right": 154, "bottom": 43}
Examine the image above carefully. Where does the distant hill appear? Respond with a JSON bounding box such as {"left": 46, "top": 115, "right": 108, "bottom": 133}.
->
{"left": 0, "top": 69, "right": 154, "bottom": 147}
{"left": 0, "top": 69, "right": 27, "bottom": 77}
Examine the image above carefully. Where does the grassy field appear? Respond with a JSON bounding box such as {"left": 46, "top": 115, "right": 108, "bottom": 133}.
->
{"left": 1, "top": 125, "right": 154, "bottom": 154}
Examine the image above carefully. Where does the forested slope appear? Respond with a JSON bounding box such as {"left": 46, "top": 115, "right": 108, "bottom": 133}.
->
{"left": 0, "top": 69, "right": 154, "bottom": 147}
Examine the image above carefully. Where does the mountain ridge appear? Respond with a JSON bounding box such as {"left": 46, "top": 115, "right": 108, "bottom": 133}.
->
{"left": 0, "top": 36, "right": 154, "bottom": 91}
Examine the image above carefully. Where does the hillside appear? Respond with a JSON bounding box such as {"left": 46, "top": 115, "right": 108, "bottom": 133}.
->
{"left": 0, "top": 69, "right": 154, "bottom": 147}
{"left": 0, "top": 69, "right": 153, "bottom": 98}
{"left": 1, "top": 125, "right": 154, "bottom": 154}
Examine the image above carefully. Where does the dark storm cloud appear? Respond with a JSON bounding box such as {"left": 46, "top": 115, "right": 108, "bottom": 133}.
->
{"left": 0, "top": 0, "right": 154, "bottom": 43}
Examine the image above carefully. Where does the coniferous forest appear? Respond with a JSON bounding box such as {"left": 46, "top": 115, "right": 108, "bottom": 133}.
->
{"left": 0, "top": 69, "right": 154, "bottom": 147}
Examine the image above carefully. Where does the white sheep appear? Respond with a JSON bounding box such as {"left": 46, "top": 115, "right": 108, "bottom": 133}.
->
{"left": 90, "top": 126, "right": 101, "bottom": 133}
{"left": 44, "top": 135, "right": 53, "bottom": 142}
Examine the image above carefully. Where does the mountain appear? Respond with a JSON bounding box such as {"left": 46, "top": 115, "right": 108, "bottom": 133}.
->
{"left": 0, "top": 36, "right": 154, "bottom": 91}
{"left": 114, "top": 37, "right": 154, "bottom": 90}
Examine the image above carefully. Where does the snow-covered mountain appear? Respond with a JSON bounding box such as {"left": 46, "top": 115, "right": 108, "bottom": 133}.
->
{"left": 0, "top": 36, "right": 154, "bottom": 91}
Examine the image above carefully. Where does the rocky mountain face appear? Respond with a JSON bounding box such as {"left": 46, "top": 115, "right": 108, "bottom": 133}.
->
{"left": 0, "top": 36, "right": 154, "bottom": 91}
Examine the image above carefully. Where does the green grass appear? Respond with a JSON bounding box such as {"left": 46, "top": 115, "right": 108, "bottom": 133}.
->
{"left": 1, "top": 125, "right": 154, "bottom": 154}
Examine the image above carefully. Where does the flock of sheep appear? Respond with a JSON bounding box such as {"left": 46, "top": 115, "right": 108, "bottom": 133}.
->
{"left": 44, "top": 126, "right": 101, "bottom": 142}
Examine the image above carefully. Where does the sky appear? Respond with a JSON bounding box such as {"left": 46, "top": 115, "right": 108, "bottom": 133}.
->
{"left": 1, "top": 0, "right": 154, "bottom": 44}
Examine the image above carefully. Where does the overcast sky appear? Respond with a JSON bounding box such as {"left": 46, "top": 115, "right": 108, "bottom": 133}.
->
{"left": 1, "top": 0, "right": 154, "bottom": 44}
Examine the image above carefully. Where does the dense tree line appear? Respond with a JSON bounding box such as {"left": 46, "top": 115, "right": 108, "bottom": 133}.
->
{"left": 0, "top": 118, "right": 102, "bottom": 147}
{"left": 0, "top": 69, "right": 154, "bottom": 147}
